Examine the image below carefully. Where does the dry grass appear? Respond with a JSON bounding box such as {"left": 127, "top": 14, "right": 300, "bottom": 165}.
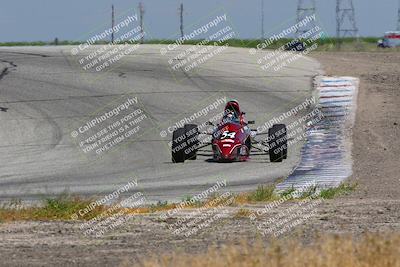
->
{"left": 319, "top": 182, "right": 358, "bottom": 199}
{"left": 138, "top": 233, "right": 400, "bottom": 267}
{"left": 0, "top": 182, "right": 357, "bottom": 222}
{"left": 234, "top": 208, "right": 252, "bottom": 218}
{"left": 0, "top": 198, "right": 198, "bottom": 222}
{"left": 0, "top": 196, "right": 109, "bottom": 222}
{"left": 0, "top": 195, "right": 231, "bottom": 222}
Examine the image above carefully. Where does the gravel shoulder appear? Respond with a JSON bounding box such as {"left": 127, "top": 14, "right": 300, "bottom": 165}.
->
{"left": 300, "top": 51, "right": 400, "bottom": 238}
{"left": 1, "top": 51, "right": 399, "bottom": 267}
{"left": 312, "top": 52, "right": 400, "bottom": 200}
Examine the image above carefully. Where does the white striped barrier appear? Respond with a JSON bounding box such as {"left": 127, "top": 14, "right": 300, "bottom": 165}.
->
{"left": 276, "top": 76, "right": 359, "bottom": 191}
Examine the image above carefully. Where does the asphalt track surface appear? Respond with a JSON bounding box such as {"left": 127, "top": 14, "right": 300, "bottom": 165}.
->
{"left": 0, "top": 45, "right": 322, "bottom": 204}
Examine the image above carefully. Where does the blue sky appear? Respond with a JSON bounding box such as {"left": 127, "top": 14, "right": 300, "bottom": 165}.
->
{"left": 0, "top": 0, "right": 398, "bottom": 42}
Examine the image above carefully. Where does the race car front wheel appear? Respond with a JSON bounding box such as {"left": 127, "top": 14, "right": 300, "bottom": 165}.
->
{"left": 268, "top": 124, "right": 287, "bottom": 162}
{"left": 172, "top": 128, "right": 186, "bottom": 163}
{"left": 171, "top": 124, "right": 199, "bottom": 163}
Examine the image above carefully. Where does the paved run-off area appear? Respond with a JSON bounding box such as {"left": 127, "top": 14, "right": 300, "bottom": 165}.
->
{"left": 0, "top": 45, "right": 322, "bottom": 203}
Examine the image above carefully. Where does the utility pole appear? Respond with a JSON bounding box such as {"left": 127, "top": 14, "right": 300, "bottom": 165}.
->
{"left": 397, "top": 0, "right": 400, "bottom": 31}
{"left": 139, "top": 2, "right": 145, "bottom": 44}
{"left": 111, "top": 5, "right": 115, "bottom": 44}
{"left": 296, "top": 0, "right": 316, "bottom": 39}
{"left": 261, "top": 0, "right": 265, "bottom": 40}
{"left": 179, "top": 3, "right": 184, "bottom": 38}
{"left": 336, "top": 0, "right": 359, "bottom": 49}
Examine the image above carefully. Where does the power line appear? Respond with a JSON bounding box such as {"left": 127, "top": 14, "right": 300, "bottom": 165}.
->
{"left": 336, "top": 0, "right": 359, "bottom": 49}
{"left": 138, "top": 2, "right": 145, "bottom": 44}
{"left": 261, "top": 0, "right": 265, "bottom": 40}
{"left": 111, "top": 5, "right": 115, "bottom": 44}
{"left": 179, "top": 3, "right": 184, "bottom": 38}
{"left": 296, "top": 0, "right": 316, "bottom": 38}
{"left": 397, "top": 0, "right": 400, "bottom": 31}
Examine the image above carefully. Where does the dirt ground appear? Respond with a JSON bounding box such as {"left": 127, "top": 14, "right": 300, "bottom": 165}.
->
{"left": 313, "top": 52, "right": 400, "bottom": 200}
{"left": 0, "top": 51, "right": 399, "bottom": 267}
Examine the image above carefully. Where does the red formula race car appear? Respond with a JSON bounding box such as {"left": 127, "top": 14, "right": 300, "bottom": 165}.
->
{"left": 171, "top": 100, "right": 287, "bottom": 163}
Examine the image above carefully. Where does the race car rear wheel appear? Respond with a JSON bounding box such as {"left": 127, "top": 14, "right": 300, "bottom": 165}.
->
{"left": 184, "top": 124, "right": 199, "bottom": 160}
{"left": 172, "top": 127, "right": 186, "bottom": 163}
{"left": 268, "top": 124, "right": 287, "bottom": 162}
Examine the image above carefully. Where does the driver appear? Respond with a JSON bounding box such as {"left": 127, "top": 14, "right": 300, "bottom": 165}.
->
{"left": 223, "top": 107, "right": 239, "bottom": 123}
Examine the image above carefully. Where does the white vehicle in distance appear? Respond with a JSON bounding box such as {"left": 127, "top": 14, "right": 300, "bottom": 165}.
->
{"left": 377, "top": 31, "right": 400, "bottom": 48}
